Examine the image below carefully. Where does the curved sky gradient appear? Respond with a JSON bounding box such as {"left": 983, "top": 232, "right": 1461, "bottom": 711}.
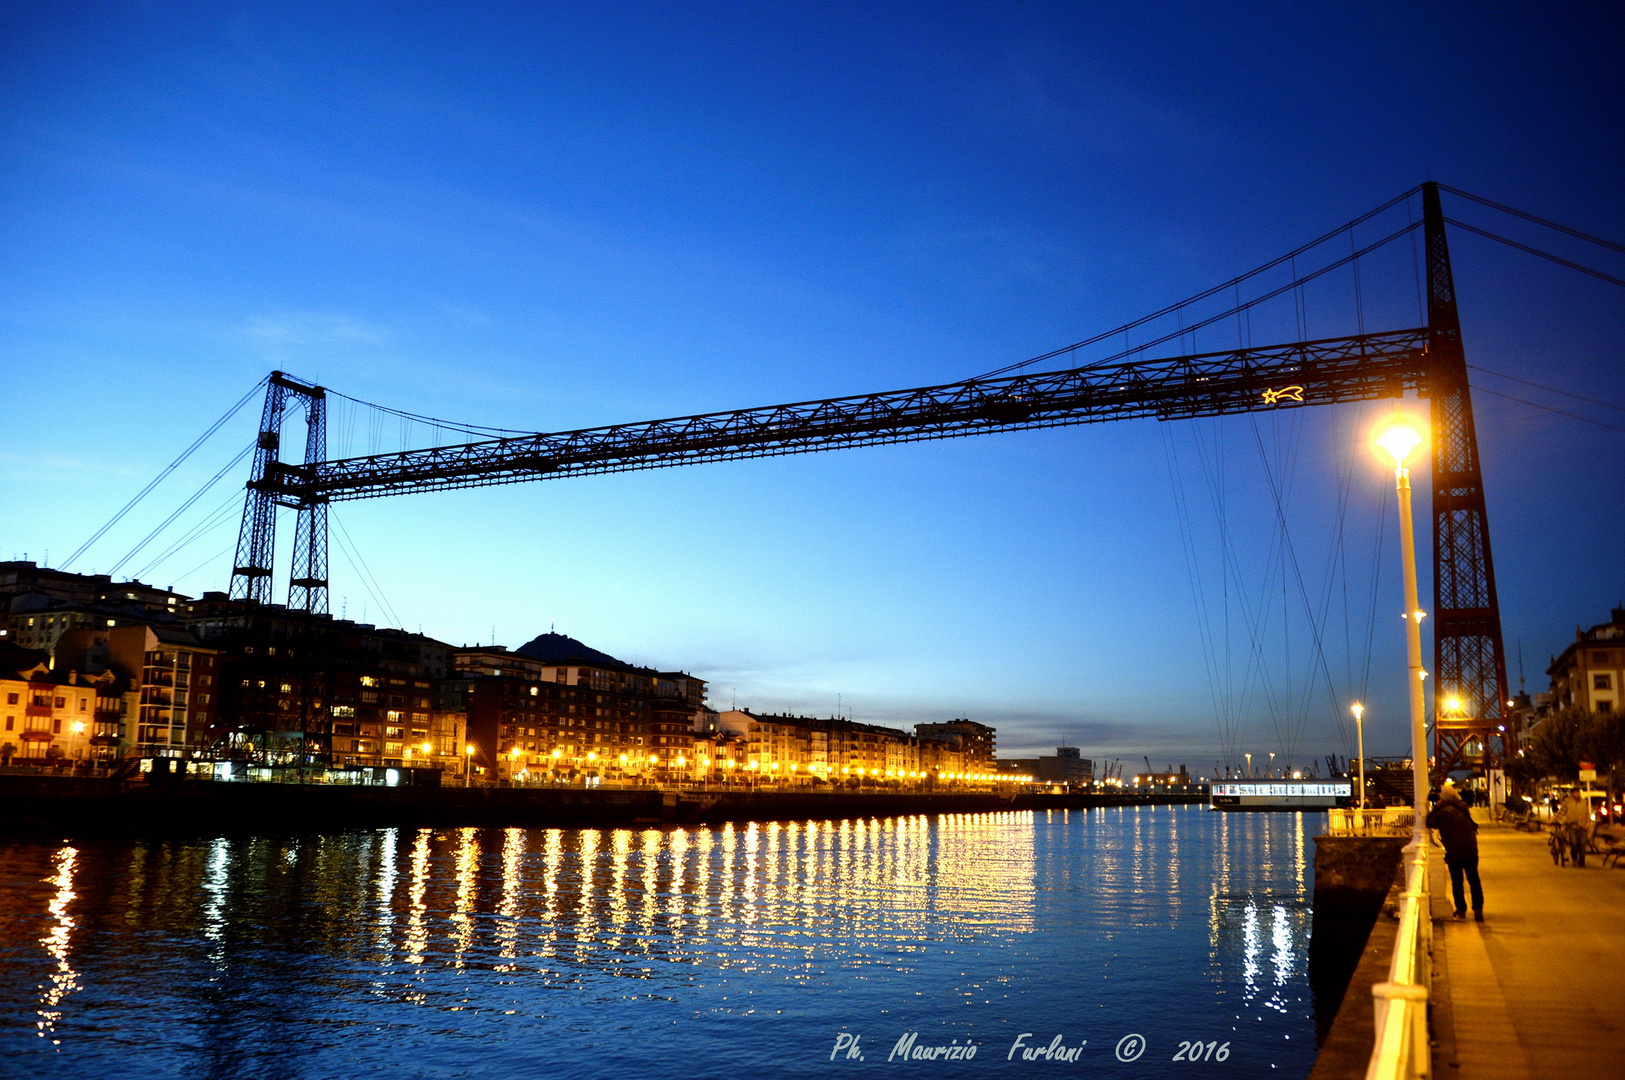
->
{"left": 3, "top": 2, "right": 1622, "bottom": 768}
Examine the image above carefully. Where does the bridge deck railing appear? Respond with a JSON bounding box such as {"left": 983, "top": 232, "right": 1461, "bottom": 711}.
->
{"left": 1326, "top": 806, "right": 1415, "bottom": 836}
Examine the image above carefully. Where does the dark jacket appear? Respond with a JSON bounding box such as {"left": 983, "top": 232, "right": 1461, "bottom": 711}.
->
{"left": 1426, "top": 800, "right": 1479, "bottom": 860}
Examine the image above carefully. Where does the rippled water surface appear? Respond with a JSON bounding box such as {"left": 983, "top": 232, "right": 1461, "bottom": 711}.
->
{"left": 1, "top": 807, "right": 1321, "bottom": 1078}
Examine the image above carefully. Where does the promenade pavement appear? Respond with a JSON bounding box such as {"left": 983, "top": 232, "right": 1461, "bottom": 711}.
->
{"left": 1430, "top": 822, "right": 1625, "bottom": 1078}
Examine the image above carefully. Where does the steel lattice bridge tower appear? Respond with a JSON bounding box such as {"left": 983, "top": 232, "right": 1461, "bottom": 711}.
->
{"left": 230, "top": 182, "right": 1510, "bottom": 778}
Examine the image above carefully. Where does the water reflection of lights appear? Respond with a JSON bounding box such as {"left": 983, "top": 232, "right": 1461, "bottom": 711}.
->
{"left": 1271, "top": 904, "right": 1293, "bottom": 989}
{"left": 20, "top": 813, "right": 1040, "bottom": 1027}
{"left": 742, "top": 821, "right": 760, "bottom": 921}
{"left": 607, "top": 828, "right": 632, "bottom": 949}
{"left": 541, "top": 828, "right": 563, "bottom": 960}
{"left": 576, "top": 828, "right": 599, "bottom": 961}
{"left": 639, "top": 827, "right": 661, "bottom": 942}
{"left": 1209, "top": 812, "right": 1311, "bottom": 1019}
{"left": 1241, "top": 901, "right": 1260, "bottom": 996}
{"left": 496, "top": 829, "right": 524, "bottom": 969}
{"left": 36, "top": 845, "right": 80, "bottom": 1047}
{"left": 202, "top": 836, "right": 230, "bottom": 945}
{"left": 451, "top": 828, "right": 478, "bottom": 968}
{"left": 0, "top": 806, "right": 1324, "bottom": 1077}
{"left": 405, "top": 829, "right": 430, "bottom": 966}
{"left": 373, "top": 828, "right": 398, "bottom": 962}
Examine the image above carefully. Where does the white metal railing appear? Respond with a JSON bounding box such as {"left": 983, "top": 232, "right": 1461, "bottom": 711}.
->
{"left": 1327, "top": 806, "right": 1416, "bottom": 836}
{"left": 1366, "top": 840, "right": 1432, "bottom": 1080}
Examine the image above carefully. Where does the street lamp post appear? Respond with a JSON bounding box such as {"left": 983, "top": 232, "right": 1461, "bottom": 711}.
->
{"left": 1351, "top": 702, "right": 1366, "bottom": 816}
{"left": 1378, "top": 423, "right": 1430, "bottom": 847}
{"left": 1245, "top": 752, "right": 1252, "bottom": 778}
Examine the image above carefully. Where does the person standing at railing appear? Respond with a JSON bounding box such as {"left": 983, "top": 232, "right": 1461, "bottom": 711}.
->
{"left": 1426, "top": 782, "right": 1483, "bottom": 921}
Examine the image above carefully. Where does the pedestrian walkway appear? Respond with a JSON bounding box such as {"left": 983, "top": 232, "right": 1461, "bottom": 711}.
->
{"left": 1430, "top": 822, "right": 1625, "bottom": 1078}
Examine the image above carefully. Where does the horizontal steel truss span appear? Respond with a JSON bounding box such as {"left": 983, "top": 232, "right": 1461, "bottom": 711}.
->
{"left": 261, "top": 329, "right": 1431, "bottom": 503}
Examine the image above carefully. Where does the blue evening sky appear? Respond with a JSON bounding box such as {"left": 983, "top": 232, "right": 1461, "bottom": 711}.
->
{"left": 3, "top": 2, "right": 1622, "bottom": 766}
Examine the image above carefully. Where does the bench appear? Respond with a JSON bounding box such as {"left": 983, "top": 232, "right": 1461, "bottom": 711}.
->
{"left": 1590, "top": 826, "right": 1625, "bottom": 869}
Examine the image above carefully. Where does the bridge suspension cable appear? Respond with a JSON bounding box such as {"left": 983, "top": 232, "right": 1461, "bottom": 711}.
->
{"left": 1438, "top": 183, "right": 1625, "bottom": 255}
{"left": 108, "top": 441, "right": 256, "bottom": 578}
{"left": 1444, "top": 217, "right": 1625, "bottom": 289}
{"left": 62, "top": 376, "right": 267, "bottom": 572}
{"left": 973, "top": 185, "right": 1426, "bottom": 380}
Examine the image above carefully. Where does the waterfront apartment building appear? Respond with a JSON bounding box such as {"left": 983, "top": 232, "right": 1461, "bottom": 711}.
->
{"left": 1, "top": 561, "right": 190, "bottom": 652}
{"left": 1547, "top": 606, "right": 1625, "bottom": 715}
{"left": 915, "top": 719, "right": 996, "bottom": 770}
{"left": 701, "top": 710, "right": 965, "bottom": 784}
{"left": 54, "top": 624, "right": 218, "bottom": 756}
{"left": 182, "top": 593, "right": 455, "bottom": 771}
{"left": 707, "top": 710, "right": 816, "bottom": 781}
{"left": 0, "top": 661, "right": 126, "bottom": 763}
{"left": 917, "top": 736, "right": 967, "bottom": 778}
{"left": 1, "top": 560, "right": 189, "bottom": 609}
{"left": 453, "top": 634, "right": 707, "bottom": 783}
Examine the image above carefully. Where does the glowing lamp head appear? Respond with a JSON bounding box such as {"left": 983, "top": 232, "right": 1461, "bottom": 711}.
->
{"left": 1350, "top": 702, "right": 1364, "bottom": 722}
{"left": 1446, "top": 696, "right": 1463, "bottom": 713}
{"left": 1377, "top": 425, "right": 1422, "bottom": 465}
{"left": 465, "top": 745, "right": 474, "bottom": 756}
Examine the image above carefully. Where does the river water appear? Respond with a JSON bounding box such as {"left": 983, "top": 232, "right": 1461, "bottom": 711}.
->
{"left": 0, "top": 805, "right": 1321, "bottom": 1079}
